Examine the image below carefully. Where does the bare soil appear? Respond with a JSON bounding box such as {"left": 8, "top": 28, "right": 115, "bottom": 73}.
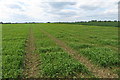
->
{"left": 23, "top": 27, "right": 40, "bottom": 78}
{"left": 40, "top": 29, "right": 118, "bottom": 78}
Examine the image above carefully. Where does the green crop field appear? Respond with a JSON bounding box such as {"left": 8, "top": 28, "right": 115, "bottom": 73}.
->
{"left": 2, "top": 24, "right": 30, "bottom": 78}
{"left": 2, "top": 23, "right": 119, "bottom": 78}
{"left": 59, "top": 21, "right": 118, "bottom": 27}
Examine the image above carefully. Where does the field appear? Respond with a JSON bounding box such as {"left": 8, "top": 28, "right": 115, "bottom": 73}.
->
{"left": 60, "top": 21, "right": 118, "bottom": 27}
{"left": 2, "top": 23, "right": 119, "bottom": 78}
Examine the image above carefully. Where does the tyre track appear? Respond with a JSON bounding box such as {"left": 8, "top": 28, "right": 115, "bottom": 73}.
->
{"left": 40, "top": 29, "right": 118, "bottom": 78}
{"left": 23, "top": 27, "right": 40, "bottom": 78}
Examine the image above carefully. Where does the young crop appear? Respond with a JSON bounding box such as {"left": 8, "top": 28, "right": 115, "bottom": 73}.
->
{"left": 80, "top": 47, "right": 119, "bottom": 67}
{"left": 2, "top": 24, "right": 30, "bottom": 78}
{"left": 37, "top": 23, "right": 119, "bottom": 75}
{"left": 2, "top": 23, "right": 119, "bottom": 78}
{"left": 33, "top": 25, "right": 92, "bottom": 78}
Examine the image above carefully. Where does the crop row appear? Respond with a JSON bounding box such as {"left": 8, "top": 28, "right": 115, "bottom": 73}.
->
{"left": 2, "top": 23, "right": 119, "bottom": 78}
{"left": 37, "top": 24, "right": 119, "bottom": 71}
{"left": 32, "top": 25, "right": 93, "bottom": 78}
{"left": 2, "top": 24, "right": 29, "bottom": 78}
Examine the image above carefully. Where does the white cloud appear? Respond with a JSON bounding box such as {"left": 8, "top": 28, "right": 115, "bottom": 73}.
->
{"left": 0, "top": 0, "right": 119, "bottom": 22}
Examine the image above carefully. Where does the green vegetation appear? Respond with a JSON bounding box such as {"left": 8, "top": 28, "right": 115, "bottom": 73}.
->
{"left": 37, "top": 23, "right": 119, "bottom": 68}
{"left": 58, "top": 21, "right": 118, "bottom": 27}
{"left": 33, "top": 25, "right": 91, "bottom": 78}
{"left": 0, "top": 24, "right": 2, "bottom": 79}
{"left": 2, "top": 23, "right": 119, "bottom": 78}
{"left": 2, "top": 24, "right": 29, "bottom": 78}
{"left": 80, "top": 47, "right": 119, "bottom": 67}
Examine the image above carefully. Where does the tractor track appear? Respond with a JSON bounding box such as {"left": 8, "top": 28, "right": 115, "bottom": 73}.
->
{"left": 23, "top": 27, "right": 40, "bottom": 78}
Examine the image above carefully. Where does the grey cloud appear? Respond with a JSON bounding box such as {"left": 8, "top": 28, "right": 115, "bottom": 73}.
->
{"left": 40, "top": 2, "right": 77, "bottom": 17}
{"left": 52, "top": 11, "right": 76, "bottom": 17}
{"left": 45, "top": 8, "right": 77, "bottom": 17}
{"left": 80, "top": 5, "right": 99, "bottom": 10}
{"left": 8, "top": 4, "right": 24, "bottom": 11}
{"left": 48, "top": 2, "right": 76, "bottom": 9}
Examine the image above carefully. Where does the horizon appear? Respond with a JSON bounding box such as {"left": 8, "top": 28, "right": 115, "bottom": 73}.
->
{"left": 1, "top": 20, "right": 119, "bottom": 23}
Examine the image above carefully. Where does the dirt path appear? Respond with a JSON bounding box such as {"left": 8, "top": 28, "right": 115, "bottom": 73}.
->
{"left": 40, "top": 29, "right": 118, "bottom": 78}
{"left": 23, "top": 27, "right": 40, "bottom": 78}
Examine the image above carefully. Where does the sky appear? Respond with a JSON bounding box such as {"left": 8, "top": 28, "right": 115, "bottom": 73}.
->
{"left": 0, "top": 0, "right": 119, "bottom": 23}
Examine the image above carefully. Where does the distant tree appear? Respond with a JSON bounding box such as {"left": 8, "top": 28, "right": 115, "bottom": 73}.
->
{"left": 0, "top": 22, "right": 3, "bottom": 24}
{"left": 114, "top": 20, "right": 117, "bottom": 22}
{"left": 91, "top": 20, "right": 97, "bottom": 22}
{"left": 31, "top": 22, "right": 35, "bottom": 24}
{"left": 98, "top": 20, "right": 102, "bottom": 22}
{"left": 47, "top": 22, "right": 50, "bottom": 23}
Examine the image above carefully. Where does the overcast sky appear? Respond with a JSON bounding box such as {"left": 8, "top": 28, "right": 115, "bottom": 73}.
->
{"left": 0, "top": 0, "right": 119, "bottom": 22}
